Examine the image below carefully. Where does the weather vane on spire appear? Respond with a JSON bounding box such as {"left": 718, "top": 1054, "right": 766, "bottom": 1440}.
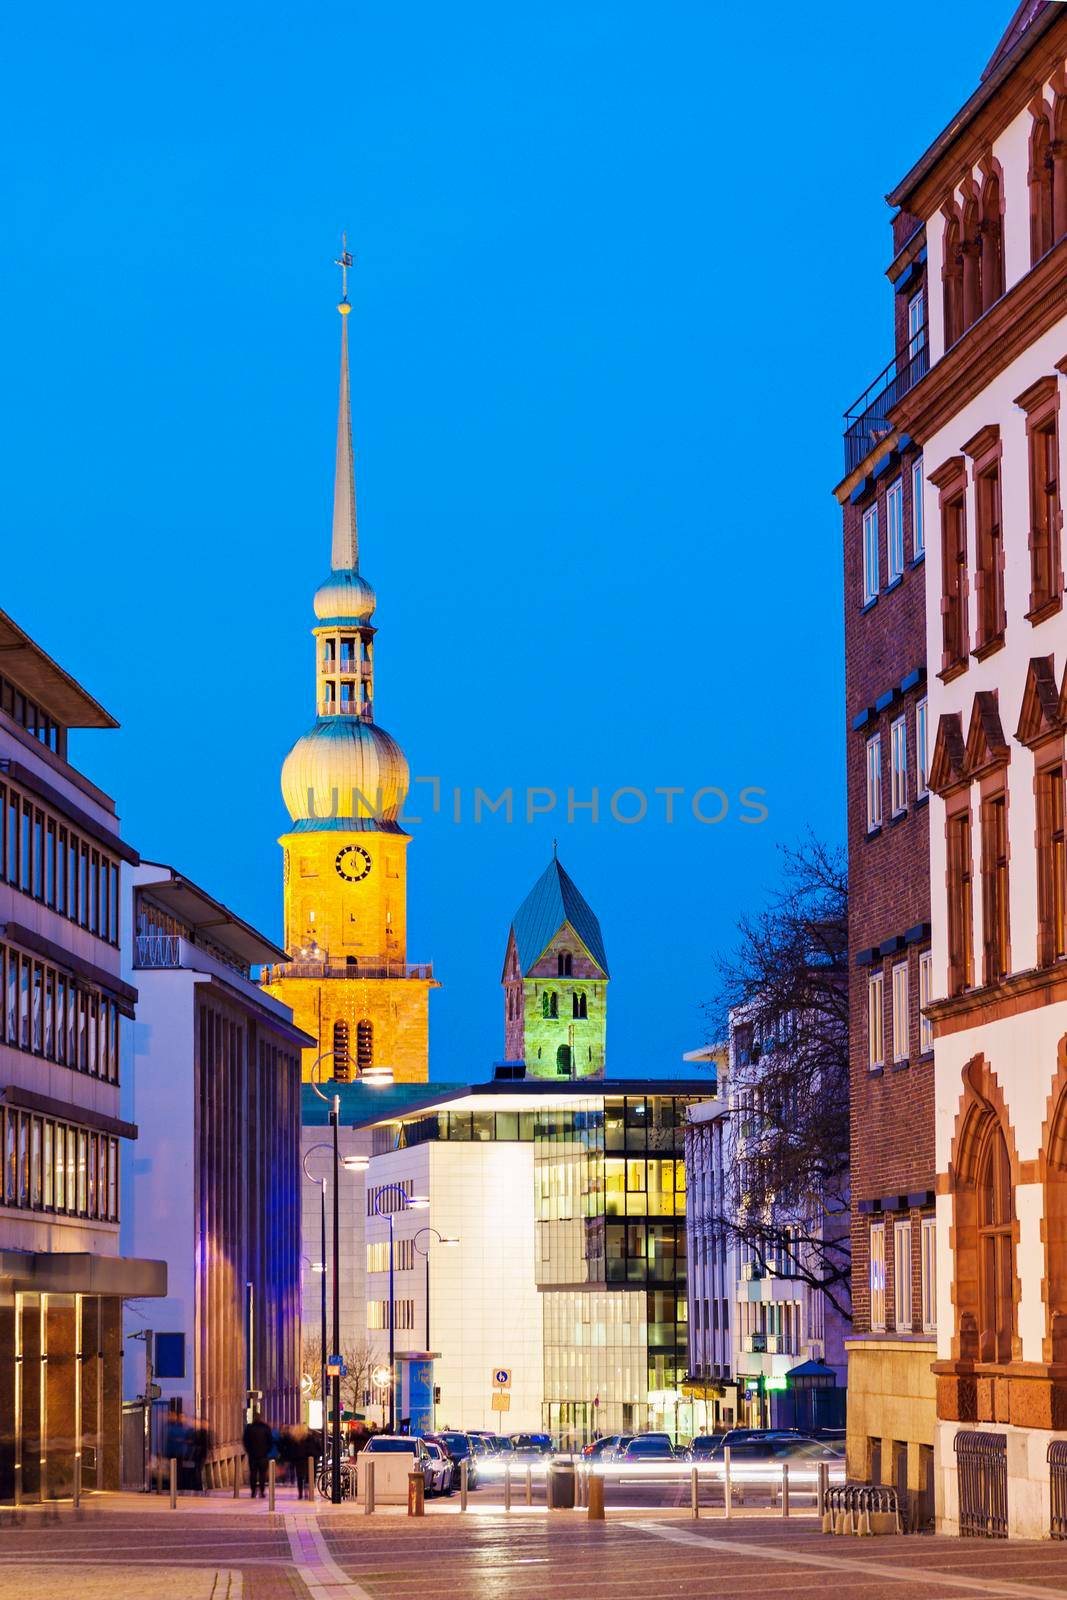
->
{"left": 334, "top": 233, "right": 354, "bottom": 311}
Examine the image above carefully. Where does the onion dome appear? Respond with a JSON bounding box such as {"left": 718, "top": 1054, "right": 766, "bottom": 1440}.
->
{"left": 313, "top": 568, "right": 376, "bottom": 623}
{"left": 281, "top": 717, "right": 409, "bottom": 828}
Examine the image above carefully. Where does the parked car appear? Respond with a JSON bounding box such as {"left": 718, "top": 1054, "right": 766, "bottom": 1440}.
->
{"left": 509, "top": 1433, "right": 554, "bottom": 1457}
{"left": 601, "top": 1434, "right": 635, "bottom": 1461}
{"left": 700, "top": 1432, "right": 836, "bottom": 1463}
{"left": 581, "top": 1436, "right": 620, "bottom": 1460}
{"left": 422, "top": 1439, "right": 456, "bottom": 1494}
{"left": 620, "top": 1436, "right": 676, "bottom": 1462}
{"left": 430, "top": 1431, "right": 480, "bottom": 1488}
{"left": 685, "top": 1435, "right": 722, "bottom": 1461}
{"left": 361, "top": 1435, "right": 449, "bottom": 1495}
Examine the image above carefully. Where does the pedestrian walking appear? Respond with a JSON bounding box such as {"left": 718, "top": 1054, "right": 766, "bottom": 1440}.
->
{"left": 243, "top": 1411, "right": 273, "bottom": 1499}
{"left": 189, "top": 1419, "right": 212, "bottom": 1493}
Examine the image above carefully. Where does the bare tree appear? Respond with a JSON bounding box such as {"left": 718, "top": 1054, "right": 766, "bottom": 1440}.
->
{"left": 302, "top": 1335, "right": 384, "bottom": 1419}
{"left": 704, "top": 835, "right": 851, "bottom": 1319}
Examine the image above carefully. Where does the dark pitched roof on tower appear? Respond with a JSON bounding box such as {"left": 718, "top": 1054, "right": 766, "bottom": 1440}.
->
{"left": 509, "top": 854, "right": 609, "bottom": 977}
{"left": 982, "top": 0, "right": 1050, "bottom": 79}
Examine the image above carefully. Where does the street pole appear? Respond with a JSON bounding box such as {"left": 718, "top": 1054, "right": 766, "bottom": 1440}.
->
{"left": 331, "top": 1093, "right": 342, "bottom": 1504}
{"left": 424, "top": 1249, "right": 431, "bottom": 1354}
{"left": 388, "top": 1210, "right": 396, "bottom": 1433}
{"left": 319, "top": 1178, "right": 327, "bottom": 1471}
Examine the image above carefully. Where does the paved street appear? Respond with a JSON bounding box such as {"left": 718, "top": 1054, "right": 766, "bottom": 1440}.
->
{"left": 10, "top": 1500, "right": 1067, "bottom": 1600}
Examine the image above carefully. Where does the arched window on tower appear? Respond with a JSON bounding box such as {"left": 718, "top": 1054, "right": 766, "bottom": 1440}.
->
{"left": 558, "top": 952, "right": 573, "bottom": 977}
{"left": 976, "top": 1119, "right": 1015, "bottom": 1362}
{"left": 333, "top": 1020, "right": 350, "bottom": 1082}
{"left": 1030, "top": 109, "right": 1055, "bottom": 265}
{"left": 556, "top": 1044, "right": 572, "bottom": 1076}
{"left": 543, "top": 991, "right": 559, "bottom": 1019}
{"left": 356, "top": 1019, "right": 373, "bottom": 1074}
{"left": 573, "top": 991, "right": 587, "bottom": 1019}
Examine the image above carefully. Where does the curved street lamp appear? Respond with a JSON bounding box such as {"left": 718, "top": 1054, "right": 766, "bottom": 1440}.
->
{"left": 304, "top": 1047, "right": 391, "bottom": 1501}
{"left": 412, "top": 1227, "right": 459, "bottom": 1431}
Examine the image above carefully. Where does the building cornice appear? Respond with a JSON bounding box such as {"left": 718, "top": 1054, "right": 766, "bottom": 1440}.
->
{"left": 894, "top": 235, "right": 1067, "bottom": 445}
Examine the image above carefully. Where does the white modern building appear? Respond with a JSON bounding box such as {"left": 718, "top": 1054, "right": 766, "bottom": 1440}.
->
{"left": 120, "top": 862, "right": 312, "bottom": 1457}
{"left": 300, "top": 1075, "right": 707, "bottom": 1445}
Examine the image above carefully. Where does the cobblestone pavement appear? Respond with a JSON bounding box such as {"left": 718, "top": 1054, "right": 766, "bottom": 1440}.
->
{"left": 10, "top": 1499, "right": 1067, "bottom": 1599}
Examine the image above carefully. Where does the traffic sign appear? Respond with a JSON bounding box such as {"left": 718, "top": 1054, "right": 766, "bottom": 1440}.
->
{"left": 493, "top": 1367, "right": 512, "bottom": 1388}
{"left": 327, "top": 1353, "right": 347, "bottom": 1378}
{"left": 491, "top": 1391, "right": 511, "bottom": 1412}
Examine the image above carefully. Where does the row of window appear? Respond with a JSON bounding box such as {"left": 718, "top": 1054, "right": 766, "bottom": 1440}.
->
{"left": 857, "top": 457, "right": 927, "bottom": 604}
{"left": 0, "top": 674, "right": 64, "bottom": 755}
{"left": 937, "top": 379, "right": 1061, "bottom": 681}
{"left": 2, "top": 940, "right": 121, "bottom": 1082}
{"left": 366, "top": 1238, "right": 416, "bottom": 1273}
{"left": 942, "top": 167, "right": 1004, "bottom": 349}
{"left": 869, "top": 1215, "right": 936, "bottom": 1334}
{"left": 537, "top": 990, "right": 591, "bottom": 1020}
{"left": 862, "top": 457, "right": 925, "bottom": 605}
{"left": 1, "top": 1105, "right": 120, "bottom": 1221}
{"left": 366, "top": 1178, "right": 414, "bottom": 1216}
{"left": 865, "top": 699, "right": 929, "bottom": 831}
{"left": 367, "top": 1298, "right": 415, "bottom": 1331}
{"left": 331, "top": 1018, "right": 373, "bottom": 1081}
{"left": 0, "top": 777, "right": 122, "bottom": 945}
{"left": 867, "top": 950, "right": 934, "bottom": 1070}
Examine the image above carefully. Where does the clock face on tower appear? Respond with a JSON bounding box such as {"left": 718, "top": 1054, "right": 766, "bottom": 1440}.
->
{"left": 335, "top": 844, "right": 372, "bottom": 883}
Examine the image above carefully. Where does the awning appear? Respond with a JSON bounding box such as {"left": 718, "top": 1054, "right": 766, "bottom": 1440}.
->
{"left": 138, "top": 865, "right": 288, "bottom": 966}
{"left": 0, "top": 1250, "right": 166, "bottom": 1297}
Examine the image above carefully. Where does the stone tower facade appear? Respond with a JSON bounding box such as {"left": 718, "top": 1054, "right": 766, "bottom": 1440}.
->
{"left": 502, "top": 854, "right": 608, "bottom": 1079}
{"left": 262, "top": 272, "right": 435, "bottom": 1083}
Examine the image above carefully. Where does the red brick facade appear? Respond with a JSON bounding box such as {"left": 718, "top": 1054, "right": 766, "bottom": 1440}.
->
{"left": 841, "top": 249, "right": 935, "bottom": 1340}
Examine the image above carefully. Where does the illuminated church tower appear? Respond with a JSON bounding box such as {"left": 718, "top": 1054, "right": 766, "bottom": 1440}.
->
{"left": 501, "top": 851, "right": 608, "bottom": 1079}
{"left": 263, "top": 248, "right": 435, "bottom": 1083}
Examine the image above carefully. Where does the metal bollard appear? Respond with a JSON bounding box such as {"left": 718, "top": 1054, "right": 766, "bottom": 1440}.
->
{"left": 691, "top": 1465, "right": 700, "bottom": 1519}
{"left": 408, "top": 1469, "right": 425, "bottom": 1516}
{"left": 364, "top": 1459, "right": 375, "bottom": 1515}
{"left": 233, "top": 1454, "right": 241, "bottom": 1498}
{"left": 308, "top": 1456, "right": 316, "bottom": 1501}
{"left": 576, "top": 1465, "right": 584, "bottom": 1508}
{"left": 504, "top": 1465, "right": 511, "bottom": 1511}
{"left": 817, "top": 1460, "right": 829, "bottom": 1522}
{"left": 781, "top": 1462, "right": 790, "bottom": 1518}
{"left": 723, "top": 1446, "right": 732, "bottom": 1519}
{"left": 268, "top": 1458, "right": 276, "bottom": 1512}
{"left": 169, "top": 1457, "right": 177, "bottom": 1509}
{"left": 72, "top": 1455, "right": 81, "bottom": 1512}
{"left": 525, "top": 1464, "right": 532, "bottom": 1506}
{"left": 587, "top": 1470, "right": 605, "bottom": 1521}
{"left": 460, "top": 1458, "right": 468, "bottom": 1511}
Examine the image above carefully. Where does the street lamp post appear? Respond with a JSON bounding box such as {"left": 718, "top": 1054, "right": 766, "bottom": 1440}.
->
{"left": 412, "top": 1227, "right": 459, "bottom": 1432}
{"left": 301, "top": 1155, "right": 330, "bottom": 1470}
{"left": 305, "top": 1048, "right": 389, "bottom": 1502}
{"left": 370, "top": 1185, "right": 429, "bottom": 1432}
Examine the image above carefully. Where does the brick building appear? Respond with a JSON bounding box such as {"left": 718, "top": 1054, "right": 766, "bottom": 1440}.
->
{"left": 886, "top": 0, "right": 1067, "bottom": 1538}
{"left": 835, "top": 153, "right": 937, "bottom": 1519}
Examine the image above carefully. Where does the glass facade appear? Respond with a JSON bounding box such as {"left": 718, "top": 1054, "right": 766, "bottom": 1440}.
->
{"left": 533, "top": 1094, "right": 692, "bottom": 1443}
{"left": 377, "top": 1088, "right": 702, "bottom": 1446}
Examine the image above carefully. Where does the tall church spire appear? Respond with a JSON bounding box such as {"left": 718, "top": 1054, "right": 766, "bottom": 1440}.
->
{"left": 331, "top": 236, "right": 358, "bottom": 572}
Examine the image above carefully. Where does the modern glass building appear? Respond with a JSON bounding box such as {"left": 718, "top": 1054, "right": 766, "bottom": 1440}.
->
{"left": 341, "top": 1076, "right": 709, "bottom": 1444}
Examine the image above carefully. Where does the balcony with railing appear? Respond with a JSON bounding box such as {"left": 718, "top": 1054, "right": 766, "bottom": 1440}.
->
{"left": 842, "top": 329, "right": 928, "bottom": 475}
{"left": 135, "top": 933, "right": 181, "bottom": 968}
{"left": 317, "top": 701, "right": 374, "bottom": 721}
{"left": 321, "top": 657, "right": 373, "bottom": 677}
{"left": 261, "top": 958, "right": 434, "bottom": 984}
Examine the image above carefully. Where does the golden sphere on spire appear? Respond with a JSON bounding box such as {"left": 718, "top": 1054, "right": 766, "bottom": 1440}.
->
{"left": 338, "top": 301, "right": 351, "bottom": 316}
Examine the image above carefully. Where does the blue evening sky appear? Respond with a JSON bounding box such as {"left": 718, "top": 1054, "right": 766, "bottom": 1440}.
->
{"left": 4, "top": 1, "right": 1011, "bottom": 1081}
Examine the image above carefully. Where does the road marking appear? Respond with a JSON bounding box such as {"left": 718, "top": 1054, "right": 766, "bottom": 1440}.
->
{"left": 284, "top": 1514, "right": 374, "bottom": 1600}
{"left": 629, "top": 1522, "right": 1067, "bottom": 1600}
